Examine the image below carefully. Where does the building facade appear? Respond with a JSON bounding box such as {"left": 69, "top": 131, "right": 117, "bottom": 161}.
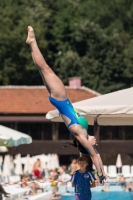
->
{"left": 0, "top": 84, "right": 133, "bottom": 165}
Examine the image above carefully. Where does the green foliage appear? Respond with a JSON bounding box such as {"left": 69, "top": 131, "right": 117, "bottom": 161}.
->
{"left": 0, "top": 0, "right": 133, "bottom": 93}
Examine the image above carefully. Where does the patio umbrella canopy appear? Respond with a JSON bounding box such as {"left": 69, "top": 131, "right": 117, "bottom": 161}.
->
{"left": 23, "top": 154, "right": 32, "bottom": 175}
{"left": 46, "top": 87, "right": 133, "bottom": 125}
{"left": 0, "top": 146, "right": 8, "bottom": 152}
{"left": 0, "top": 125, "right": 32, "bottom": 147}
{"left": 3, "top": 155, "right": 11, "bottom": 177}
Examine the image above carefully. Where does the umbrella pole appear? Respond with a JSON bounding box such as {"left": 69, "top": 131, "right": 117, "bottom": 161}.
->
{"left": 118, "top": 167, "right": 121, "bottom": 174}
{"left": 94, "top": 119, "right": 100, "bottom": 143}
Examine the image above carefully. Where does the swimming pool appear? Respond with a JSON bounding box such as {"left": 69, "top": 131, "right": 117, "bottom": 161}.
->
{"left": 62, "top": 192, "right": 133, "bottom": 200}
{"left": 51, "top": 185, "right": 133, "bottom": 200}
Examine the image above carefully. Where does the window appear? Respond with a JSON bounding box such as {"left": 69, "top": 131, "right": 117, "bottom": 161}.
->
{"left": 59, "top": 123, "right": 70, "bottom": 140}
{"left": 124, "top": 126, "right": 133, "bottom": 140}
{"left": 88, "top": 125, "right": 94, "bottom": 136}
{"left": 43, "top": 123, "right": 52, "bottom": 140}
{"left": 30, "top": 123, "right": 42, "bottom": 140}
{"left": 15, "top": 122, "right": 53, "bottom": 140}
{"left": 100, "top": 126, "right": 112, "bottom": 140}
{"left": 17, "top": 123, "right": 29, "bottom": 134}
{"left": 0, "top": 122, "right": 15, "bottom": 129}
{"left": 100, "top": 126, "right": 123, "bottom": 140}
{"left": 112, "top": 127, "right": 123, "bottom": 140}
{"left": 100, "top": 126, "right": 133, "bottom": 140}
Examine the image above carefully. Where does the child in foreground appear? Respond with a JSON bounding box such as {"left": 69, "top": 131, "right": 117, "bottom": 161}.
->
{"left": 71, "top": 157, "right": 96, "bottom": 200}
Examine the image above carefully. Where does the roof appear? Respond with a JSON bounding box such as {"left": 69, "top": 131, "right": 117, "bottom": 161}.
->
{"left": 0, "top": 86, "right": 100, "bottom": 114}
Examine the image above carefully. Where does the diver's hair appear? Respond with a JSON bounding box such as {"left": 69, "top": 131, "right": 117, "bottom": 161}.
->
{"left": 77, "top": 156, "right": 88, "bottom": 163}
{"left": 58, "top": 141, "right": 77, "bottom": 150}
{"left": 58, "top": 139, "right": 89, "bottom": 155}
{"left": 58, "top": 138, "right": 98, "bottom": 155}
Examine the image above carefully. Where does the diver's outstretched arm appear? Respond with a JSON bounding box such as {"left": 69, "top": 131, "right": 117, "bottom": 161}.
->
{"left": 74, "top": 130, "right": 103, "bottom": 177}
{"left": 97, "top": 153, "right": 109, "bottom": 177}
{"left": 89, "top": 136, "right": 108, "bottom": 180}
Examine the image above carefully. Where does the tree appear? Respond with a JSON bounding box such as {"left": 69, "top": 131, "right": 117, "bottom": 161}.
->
{"left": 0, "top": 0, "right": 133, "bottom": 94}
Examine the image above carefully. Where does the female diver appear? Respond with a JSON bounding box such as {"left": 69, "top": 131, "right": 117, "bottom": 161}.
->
{"left": 26, "top": 26, "right": 107, "bottom": 183}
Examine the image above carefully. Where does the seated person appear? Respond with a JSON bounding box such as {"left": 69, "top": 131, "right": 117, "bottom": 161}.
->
{"left": 21, "top": 174, "right": 41, "bottom": 195}
{"left": 126, "top": 182, "right": 133, "bottom": 192}
{"left": 21, "top": 174, "right": 29, "bottom": 188}
{"left": 0, "top": 184, "right": 9, "bottom": 198}
{"left": 117, "top": 175, "right": 126, "bottom": 189}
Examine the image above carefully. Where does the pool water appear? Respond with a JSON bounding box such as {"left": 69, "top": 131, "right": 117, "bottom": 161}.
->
{"left": 53, "top": 185, "right": 133, "bottom": 200}
{"left": 92, "top": 191, "right": 133, "bottom": 200}
{"left": 62, "top": 192, "right": 133, "bottom": 200}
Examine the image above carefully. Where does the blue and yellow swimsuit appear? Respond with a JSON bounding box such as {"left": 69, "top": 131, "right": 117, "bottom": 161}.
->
{"left": 49, "top": 96, "right": 99, "bottom": 155}
{"left": 49, "top": 96, "right": 88, "bottom": 132}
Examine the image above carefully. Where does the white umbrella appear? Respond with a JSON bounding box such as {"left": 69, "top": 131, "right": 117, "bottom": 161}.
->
{"left": 116, "top": 154, "right": 122, "bottom": 173}
{"left": 0, "top": 125, "right": 32, "bottom": 147}
{"left": 34, "top": 154, "right": 50, "bottom": 162}
{"left": 14, "top": 154, "right": 23, "bottom": 175}
{"left": 54, "top": 154, "right": 60, "bottom": 168}
{"left": 47, "top": 154, "right": 53, "bottom": 170}
{"left": 44, "top": 168, "right": 49, "bottom": 179}
{"left": 3, "top": 155, "right": 11, "bottom": 177}
{"left": 41, "top": 154, "right": 50, "bottom": 179}
{"left": 41, "top": 154, "right": 48, "bottom": 170}
{"left": 14, "top": 154, "right": 50, "bottom": 168}
{"left": 46, "top": 87, "right": 133, "bottom": 125}
{"left": 14, "top": 155, "right": 33, "bottom": 165}
{"left": 9, "top": 155, "right": 15, "bottom": 175}
{"left": 51, "top": 154, "right": 56, "bottom": 170}
{"left": 0, "top": 146, "right": 8, "bottom": 152}
{"left": 23, "top": 154, "right": 32, "bottom": 175}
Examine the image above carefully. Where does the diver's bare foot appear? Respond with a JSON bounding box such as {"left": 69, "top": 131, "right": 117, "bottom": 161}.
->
{"left": 26, "top": 26, "right": 35, "bottom": 44}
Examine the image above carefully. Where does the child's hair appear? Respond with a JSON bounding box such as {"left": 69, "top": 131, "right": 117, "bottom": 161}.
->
{"left": 77, "top": 156, "right": 88, "bottom": 163}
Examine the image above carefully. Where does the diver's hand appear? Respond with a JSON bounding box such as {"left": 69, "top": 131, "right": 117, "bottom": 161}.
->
{"left": 89, "top": 136, "right": 97, "bottom": 146}
{"left": 99, "top": 174, "right": 106, "bottom": 184}
{"left": 103, "top": 173, "right": 110, "bottom": 178}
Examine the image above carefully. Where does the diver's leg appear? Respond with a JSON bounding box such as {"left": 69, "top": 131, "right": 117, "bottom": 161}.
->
{"left": 26, "top": 26, "right": 67, "bottom": 100}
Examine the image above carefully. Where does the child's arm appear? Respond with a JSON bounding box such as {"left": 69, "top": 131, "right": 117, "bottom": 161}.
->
{"left": 89, "top": 171, "right": 96, "bottom": 188}
{"left": 90, "top": 181, "right": 96, "bottom": 188}
{"left": 70, "top": 171, "right": 76, "bottom": 187}
{"left": 72, "top": 182, "right": 75, "bottom": 187}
